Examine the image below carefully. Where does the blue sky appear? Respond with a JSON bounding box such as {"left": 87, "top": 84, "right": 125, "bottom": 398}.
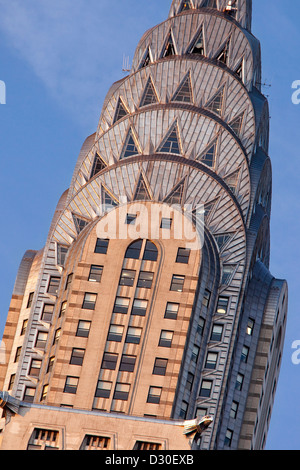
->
{"left": 0, "top": 0, "right": 299, "bottom": 450}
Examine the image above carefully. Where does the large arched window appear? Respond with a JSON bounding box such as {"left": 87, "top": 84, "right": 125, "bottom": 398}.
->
{"left": 143, "top": 241, "right": 158, "bottom": 261}
{"left": 124, "top": 240, "right": 158, "bottom": 261}
{"left": 125, "top": 240, "right": 143, "bottom": 259}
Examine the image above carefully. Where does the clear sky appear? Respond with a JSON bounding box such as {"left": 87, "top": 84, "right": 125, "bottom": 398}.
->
{"left": 0, "top": 0, "right": 299, "bottom": 450}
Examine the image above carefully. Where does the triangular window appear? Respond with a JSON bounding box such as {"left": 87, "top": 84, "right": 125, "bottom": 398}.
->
{"left": 102, "top": 186, "right": 118, "bottom": 212}
{"left": 113, "top": 97, "right": 128, "bottom": 123}
{"left": 172, "top": 73, "right": 193, "bottom": 103}
{"left": 139, "top": 47, "right": 152, "bottom": 69}
{"left": 229, "top": 113, "right": 244, "bottom": 137}
{"left": 197, "top": 140, "right": 217, "bottom": 167}
{"left": 235, "top": 60, "right": 244, "bottom": 79}
{"left": 224, "top": 170, "right": 240, "bottom": 194}
{"left": 90, "top": 153, "right": 107, "bottom": 178}
{"left": 216, "top": 39, "right": 230, "bottom": 65}
{"left": 179, "top": 0, "right": 193, "bottom": 13}
{"left": 164, "top": 179, "right": 185, "bottom": 205}
{"left": 189, "top": 28, "right": 205, "bottom": 55}
{"left": 205, "top": 87, "right": 224, "bottom": 116}
{"left": 72, "top": 214, "right": 89, "bottom": 234}
{"left": 157, "top": 123, "right": 181, "bottom": 155}
{"left": 161, "top": 32, "right": 176, "bottom": 58}
{"left": 203, "top": 198, "right": 218, "bottom": 220}
{"left": 214, "top": 234, "right": 231, "bottom": 251}
{"left": 140, "top": 77, "right": 158, "bottom": 107}
{"left": 134, "top": 174, "right": 151, "bottom": 201}
{"left": 120, "top": 129, "right": 140, "bottom": 159}
{"left": 222, "top": 265, "right": 235, "bottom": 285}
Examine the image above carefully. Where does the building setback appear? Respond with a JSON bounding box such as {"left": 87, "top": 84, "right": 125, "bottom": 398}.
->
{"left": 0, "top": 0, "right": 288, "bottom": 451}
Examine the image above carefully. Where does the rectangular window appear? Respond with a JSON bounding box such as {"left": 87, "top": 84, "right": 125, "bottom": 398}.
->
{"left": 119, "top": 269, "right": 136, "bottom": 287}
{"left": 101, "top": 353, "right": 118, "bottom": 370}
{"left": 59, "top": 301, "right": 67, "bottom": 318}
{"left": 159, "top": 330, "right": 173, "bottom": 348}
{"left": 119, "top": 355, "right": 136, "bottom": 372}
{"left": 95, "top": 238, "right": 109, "bottom": 254}
{"left": 23, "top": 387, "right": 35, "bottom": 403}
{"left": 27, "top": 292, "right": 34, "bottom": 308}
{"left": 81, "top": 435, "right": 110, "bottom": 450}
{"left": 164, "top": 302, "right": 179, "bottom": 320}
{"left": 95, "top": 380, "right": 112, "bottom": 399}
{"left": 47, "top": 276, "right": 60, "bottom": 295}
{"left": 216, "top": 296, "right": 229, "bottom": 315}
{"left": 113, "top": 383, "right": 130, "bottom": 401}
{"left": 125, "top": 214, "right": 137, "bottom": 225}
{"left": 205, "top": 352, "right": 218, "bottom": 369}
{"left": 21, "top": 319, "right": 28, "bottom": 336}
{"left": 53, "top": 328, "right": 61, "bottom": 345}
{"left": 14, "top": 346, "right": 22, "bottom": 362}
{"left": 224, "top": 429, "right": 233, "bottom": 447}
{"left": 210, "top": 324, "right": 223, "bottom": 342}
{"left": 179, "top": 401, "right": 189, "bottom": 419}
{"left": 35, "top": 331, "right": 48, "bottom": 350}
{"left": 107, "top": 325, "right": 124, "bottom": 342}
{"left": 28, "top": 428, "right": 59, "bottom": 450}
{"left": 230, "top": 401, "right": 239, "bottom": 419}
{"left": 170, "top": 274, "right": 185, "bottom": 292}
{"left": 191, "top": 344, "right": 200, "bottom": 363}
{"left": 134, "top": 441, "right": 162, "bottom": 451}
{"left": 70, "top": 348, "right": 85, "bottom": 366}
{"left": 131, "top": 299, "right": 148, "bottom": 316}
{"left": 126, "top": 327, "right": 142, "bottom": 344}
{"left": 199, "top": 380, "right": 212, "bottom": 398}
{"left": 137, "top": 271, "right": 154, "bottom": 289}
{"left": 197, "top": 317, "right": 205, "bottom": 336}
{"left": 196, "top": 408, "right": 208, "bottom": 419}
{"left": 235, "top": 373, "right": 244, "bottom": 391}
{"left": 176, "top": 247, "right": 191, "bottom": 264}
{"left": 82, "top": 293, "right": 97, "bottom": 310}
{"left": 47, "top": 356, "right": 55, "bottom": 374}
{"left": 8, "top": 374, "right": 15, "bottom": 390}
{"left": 29, "top": 359, "right": 42, "bottom": 377}
{"left": 41, "top": 304, "right": 54, "bottom": 323}
{"left": 186, "top": 372, "right": 194, "bottom": 391}
{"left": 241, "top": 345, "right": 250, "bottom": 363}
{"left": 202, "top": 289, "right": 211, "bottom": 307}
{"left": 153, "top": 358, "right": 168, "bottom": 376}
{"left": 147, "top": 386, "right": 162, "bottom": 404}
{"left": 113, "top": 296, "right": 130, "bottom": 314}
{"left": 64, "top": 376, "right": 79, "bottom": 394}
{"left": 88, "top": 265, "right": 103, "bottom": 282}
{"left": 76, "top": 320, "right": 91, "bottom": 338}
{"left": 65, "top": 273, "right": 73, "bottom": 290}
{"left": 246, "top": 318, "right": 255, "bottom": 336}
{"left": 160, "top": 218, "right": 172, "bottom": 229}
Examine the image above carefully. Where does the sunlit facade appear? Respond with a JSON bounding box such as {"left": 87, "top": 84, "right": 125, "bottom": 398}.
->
{"left": 0, "top": 0, "right": 287, "bottom": 450}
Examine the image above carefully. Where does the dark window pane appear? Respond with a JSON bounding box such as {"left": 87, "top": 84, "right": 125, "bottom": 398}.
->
{"left": 113, "top": 297, "right": 130, "bottom": 314}
{"left": 119, "top": 269, "right": 136, "bottom": 286}
{"left": 119, "top": 355, "right": 136, "bottom": 372}
{"left": 164, "top": 302, "right": 179, "bottom": 320}
{"left": 101, "top": 353, "right": 118, "bottom": 370}
{"left": 170, "top": 275, "right": 185, "bottom": 292}
{"left": 70, "top": 348, "right": 85, "bottom": 366}
{"left": 143, "top": 241, "right": 158, "bottom": 261}
{"left": 131, "top": 299, "right": 148, "bottom": 316}
{"left": 176, "top": 247, "right": 191, "bottom": 264}
{"left": 47, "top": 277, "right": 60, "bottom": 295}
{"left": 137, "top": 271, "right": 154, "bottom": 289}
{"left": 95, "top": 238, "right": 109, "bottom": 254}
{"left": 88, "top": 265, "right": 103, "bottom": 282}
{"left": 125, "top": 240, "right": 143, "bottom": 259}
{"left": 95, "top": 381, "right": 112, "bottom": 398}
{"left": 76, "top": 320, "right": 91, "bottom": 338}
{"left": 153, "top": 358, "right": 168, "bottom": 376}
